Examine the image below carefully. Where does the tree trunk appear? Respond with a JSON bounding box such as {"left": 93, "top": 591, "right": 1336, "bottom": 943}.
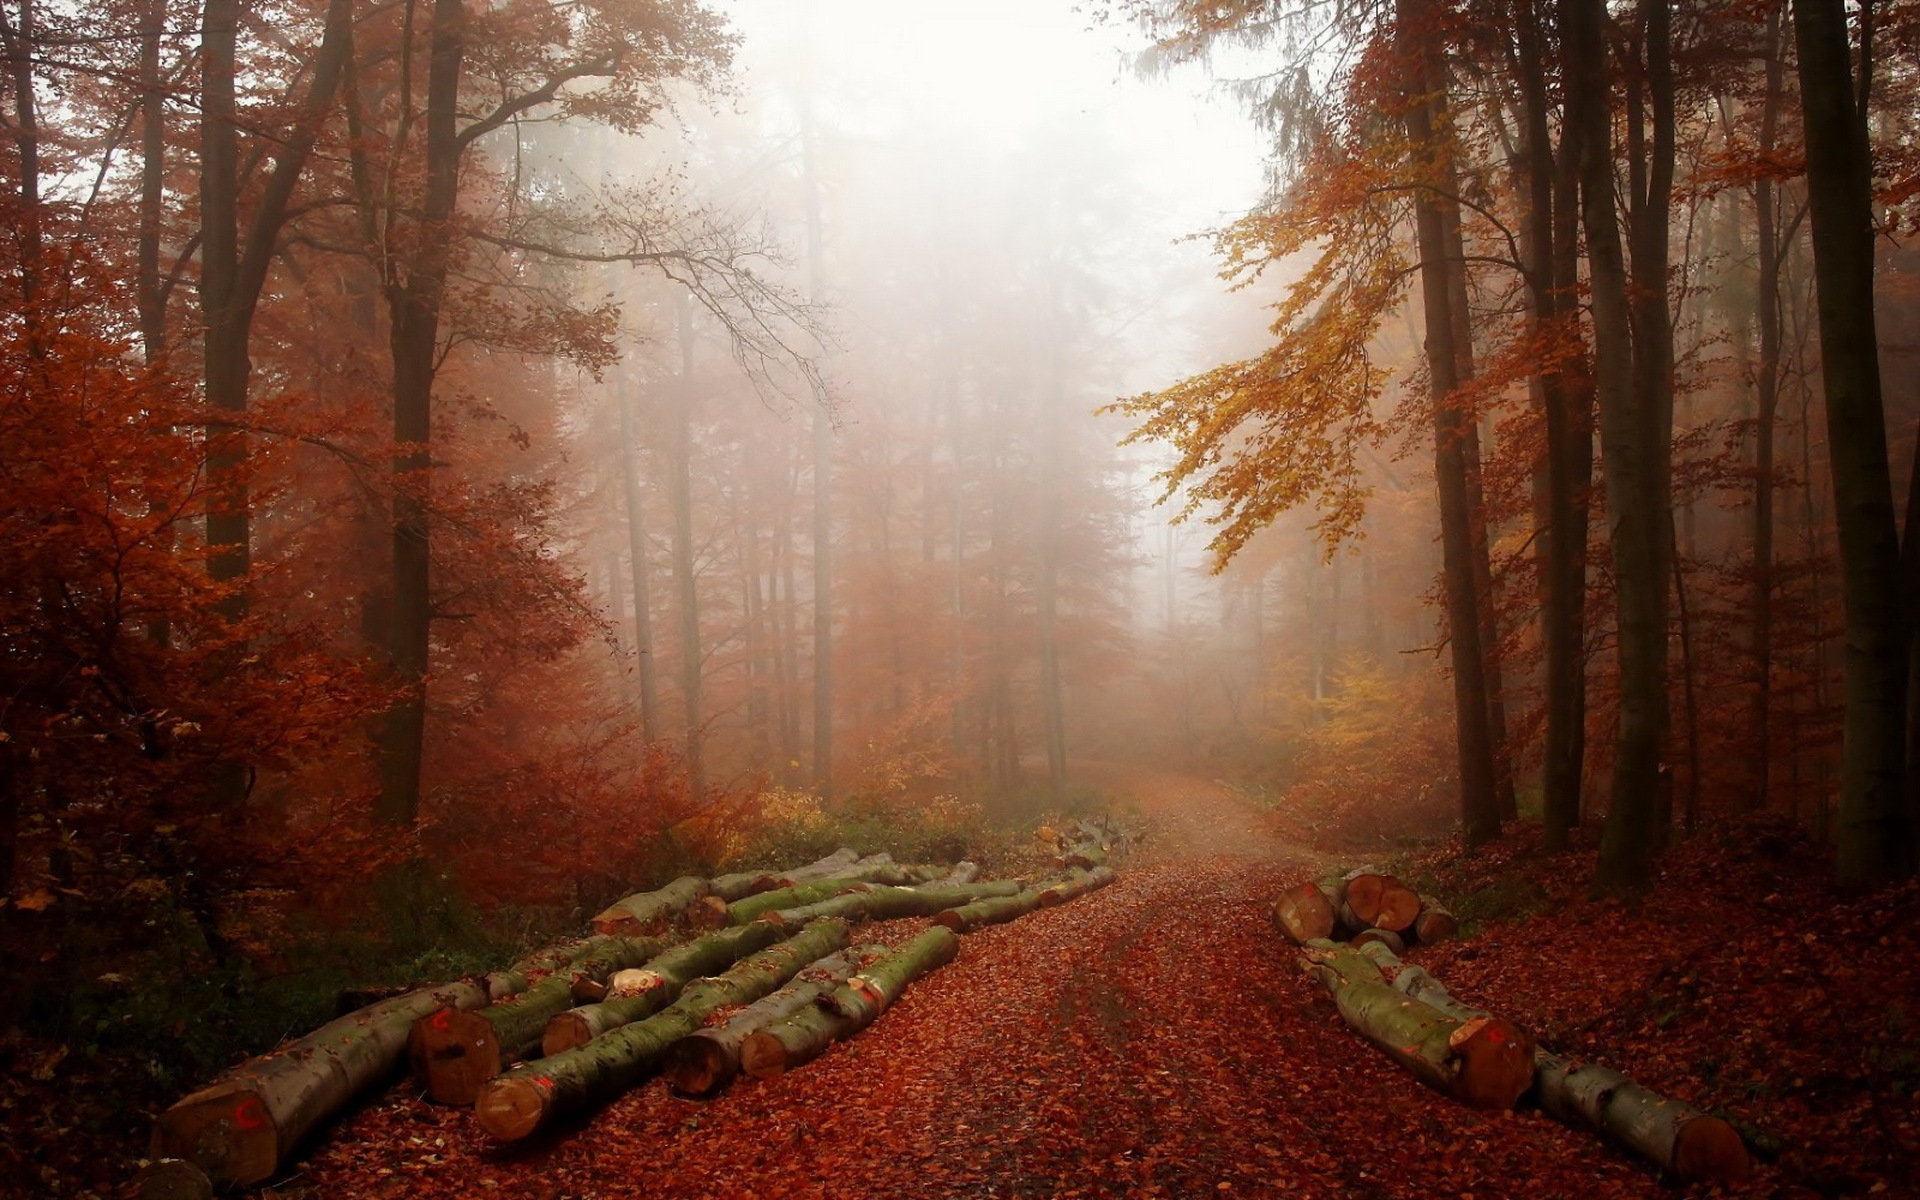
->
{"left": 409, "top": 935, "right": 668, "bottom": 1105}
{"left": 590, "top": 875, "right": 710, "bottom": 936}
{"left": 476, "top": 920, "right": 852, "bottom": 1141}
{"left": 1351, "top": 927, "right": 1407, "bottom": 955}
{"left": 670, "top": 296, "right": 706, "bottom": 797}
{"left": 723, "top": 877, "right": 875, "bottom": 925}
{"left": 614, "top": 365, "right": 661, "bottom": 743}
{"left": 661, "top": 945, "right": 873, "bottom": 1096}
{"left": 1036, "top": 865, "right": 1117, "bottom": 908}
{"left": 1299, "top": 939, "right": 1534, "bottom": 1109}
{"left": 376, "top": 0, "right": 465, "bottom": 831}
{"left": 1794, "top": 0, "right": 1914, "bottom": 884}
{"left": 1413, "top": 895, "right": 1458, "bottom": 944}
{"left": 1398, "top": 0, "right": 1500, "bottom": 846}
{"left": 151, "top": 978, "right": 493, "bottom": 1187}
{"left": 934, "top": 885, "right": 1048, "bottom": 934}
{"left": 740, "top": 926, "right": 959, "bottom": 1079}
{"left": 800, "top": 92, "right": 834, "bottom": 801}
{"left": 774, "top": 846, "right": 861, "bottom": 887}
{"left": 541, "top": 920, "right": 790, "bottom": 1055}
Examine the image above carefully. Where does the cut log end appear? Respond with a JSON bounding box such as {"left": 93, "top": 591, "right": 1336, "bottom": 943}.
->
{"left": 739, "top": 1030, "right": 791, "bottom": 1079}
{"left": 131, "top": 1158, "right": 215, "bottom": 1200}
{"left": 1673, "top": 1114, "right": 1753, "bottom": 1184}
{"left": 540, "top": 1011, "right": 596, "bottom": 1057}
{"left": 1448, "top": 1015, "right": 1536, "bottom": 1110}
{"left": 1271, "top": 881, "right": 1335, "bottom": 944}
{"left": 148, "top": 1086, "right": 281, "bottom": 1190}
{"left": 474, "top": 1075, "right": 552, "bottom": 1143}
{"left": 418, "top": 1010, "right": 504, "bottom": 1106}
{"left": 931, "top": 909, "right": 965, "bottom": 932}
{"left": 1350, "top": 927, "right": 1406, "bottom": 955}
{"left": 663, "top": 1035, "right": 732, "bottom": 1097}
{"left": 1414, "top": 904, "right": 1459, "bottom": 945}
{"left": 1372, "top": 884, "right": 1421, "bottom": 934}
{"left": 687, "top": 895, "right": 730, "bottom": 930}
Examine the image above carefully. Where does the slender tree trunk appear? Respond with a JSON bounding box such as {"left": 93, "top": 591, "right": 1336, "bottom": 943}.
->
{"left": 199, "top": 0, "right": 247, "bottom": 617}
{"left": 137, "top": 0, "right": 165, "bottom": 359}
{"left": 799, "top": 96, "right": 833, "bottom": 800}
{"left": 1400, "top": 0, "right": 1499, "bottom": 846}
{"left": 1793, "top": 0, "right": 1913, "bottom": 883}
{"left": 1747, "top": 1, "right": 1787, "bottom": 814}
{"left": 1037, "top": 298, "right": 1068, "bottom": 799}
{"left": 615, "top": 368, "right": 660, "bottom": 743}
{"left": 670, "top": 300, "right": 705, "bottom": 798}
{"left": 376, "top": 0, "right": 465, "bottom": 830}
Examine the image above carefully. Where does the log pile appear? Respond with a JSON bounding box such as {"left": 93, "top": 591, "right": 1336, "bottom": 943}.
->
{"left": 144, "top": 834, "right": 1129, "bottom": 1190}
{"left": 1269, "top": 869, "right": 1452, "bottom": 950}
{"left": 1287, "top": 884, "right": 1752, "bottom": 1186}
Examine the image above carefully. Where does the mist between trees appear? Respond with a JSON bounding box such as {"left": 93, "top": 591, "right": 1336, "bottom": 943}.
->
{"left": 1, "top": 0, "right": 1915, "bottom": 1102}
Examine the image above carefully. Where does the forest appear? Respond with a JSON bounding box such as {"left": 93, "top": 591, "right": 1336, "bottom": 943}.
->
{"left": 1, "top": 0, "right": 1916, "bottom": 1197}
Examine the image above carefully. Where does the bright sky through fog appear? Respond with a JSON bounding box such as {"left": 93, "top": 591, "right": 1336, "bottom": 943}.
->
{"left": 717, "top": 0, "right": 1271, "bottom": 236}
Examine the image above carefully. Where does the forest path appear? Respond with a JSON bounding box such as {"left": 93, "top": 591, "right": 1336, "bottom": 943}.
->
{"left": 296, "top": 765, "right": 1673, "bottom": 1199}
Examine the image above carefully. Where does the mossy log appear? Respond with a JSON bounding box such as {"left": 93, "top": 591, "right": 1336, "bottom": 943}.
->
{"left": 709, "top": 868, "right": 777, "bottom": 900}
{"left": 1413, "top": 895, "right": 1459, "bottom": 944}
{"left": 409, "top": 935, "right": 668, "bottom": 1106}
{"left": 740, "top": 926, "right": 960, "bottom": 1079}
{"left": 937, "top": 860, "right": 981, "bottom": 884}
{"left": 1355, "top": 942, "right": 1749, "bottom": 1184}
{"left": 769, "top": 880, "right": 1022, "bottom": 926}
{"left": 772, "top": 847, "right": 862, "bottom": 888}
{"left": 475, "top": 920, "right": 851, "bottom": 1141}
{"left": 589, "top": 875, "right": 709, "bottom": 937}
{"left": 1300, "top": 939, "right": 1534, "bottom": 1109}
{"left": 1350, "top": 927, "right": 1406, "bottom": 955}
{"left": 932, "top": 884, "right": 1047, "bottom": 933}
{"left": 150, "top": 976, "right": 494, "bottom": 1188}
{"left": 661, "top": 945, "right": 878, "bottom": 1096}
{"left": 1037, "top": 865, "right": 1117, "bottom": 908}
{"left": 725, "top": 877, "right": 874, "bottom": 924}
{"left": 1270, "top": 879, "right": 1336, "bottom": 944}
{"left": 541, "top": 921, "right": 785, "bottom": 1055}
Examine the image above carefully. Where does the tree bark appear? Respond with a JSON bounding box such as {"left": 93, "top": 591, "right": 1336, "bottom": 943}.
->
{"left": 590, "top": 875, "right": 710, "bottom": 936}
{"left": 1793, "top": 0, "right": 1914, "bottom": 884}
{"left": 1398, "top": 0, "right": 1500, "bottom": 846}
{"left": 1270, "top": 879, "right": 1336, "bottom": 944}
{"left": 541, "top": 920, "right": 791, "bottom": 1055}
{"left": 740, "top": 926, "right": 959, "bottom": 1079}
{"left": 614, "top": 365, "right": 661, "bottom": 742}
{"left": 1036, "top": 865, "right": 1117, "bottom": 908}
{"left": 1413, "top": 895, "right": 1458, "bottom": 944}
{"left": 409, "top": 935, "right": 667, "bottom": 1105}
{"left": 934, "top": 885, "right": 1048, "bottom": 934}
{"left": 151, "top": 978, "right": 493, "bottom": 1187}
{"left": 767, "top": 880, "right": 1023, "bottom": 927}
{"left": 661, "top": 945, "right": 872, "bottom": 1096}
{"left": 476, "top": 920, "right": 853, "bottom": 1140}
{"left": 774, "top": 846, "right": 861, "bottom": 888}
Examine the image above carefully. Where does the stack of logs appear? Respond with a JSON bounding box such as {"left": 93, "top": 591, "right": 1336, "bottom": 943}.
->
{"left": 141, "top": 833, "right": 1126, "bottom": 1196}
{"left": 1272, "top": 871, "right": 1751, "bottom": 1187}
{"left": 1269, "top": 867, "right": 1457, "bottom": 954}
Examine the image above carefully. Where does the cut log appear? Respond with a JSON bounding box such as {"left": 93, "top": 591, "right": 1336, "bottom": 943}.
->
{"left": 1350, "top": 927, "right": 1406, "bottom": 955}
{"left": 589, "top": 875, "right": 709, "bottom": 937}
{"left": 725, "top": 878, "right": 873, "bottom": 924}
{"left": 768, "top": 879, "right": 1024, "bottom": 927}
{"left": 661, "top": 945, "right": 877, "bottom": 1096}
{"left": 1535, "top": 1051, "right": 1751, "bottom": 1184}
{"left": 937, "top": 860, "right": 981, "bottom": 884}
{"left": 476, "top": 919, "right": 851, "bottom": 1141}
{"left": 1036, "top": 865, "right": 1117, "bottom": 908}
{"left": 771, "top": 846, "right": 862, "bottom": 888}
{"left": 1413, "top": 895, "right": 1459, "bottom": 944}
{"left": 740, "top": 926, "right": 960, "bottom": 1079}
{"left": 1354, "top": 942, "right": 1749, "bottom": 1185}
{"left": 409, "top": 934, "right": 668, "bottom": 1106}
{"left": 1051, "top": 842, "right": 1108, "bottom": 870}
{"left": 1341, "top": 871, "right": 1389, "bottom": 926}
{"left": 541, "top": 921, "right": 786, "bottom": 1055}
{"left": 150, "top": 976, "right": 493, "bottom": 1188}
{"left": 685, "top": 894, "right": 732, "bottom": 930}
{"left": 1270, "top": 879, "right": 1337, "bottom": 944}
{"left": 1299, "top": 939, "right": 1534, "bottom": 1109}
{"left": 709, "top": 868, "right": 777, "bottom": 901}
{"left": 1371, "top": 878, "right": 1422, "bottom": 934}
{"left": 933, "top": 885, "right": 1047, "bottom": 934}
{"left": 131, "top": 1158, "right": 214, "bottom": 1200}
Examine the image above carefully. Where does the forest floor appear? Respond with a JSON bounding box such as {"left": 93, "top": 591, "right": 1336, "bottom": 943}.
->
{"left": 9, "top": 766, "right": 1916, "bottom": 1198}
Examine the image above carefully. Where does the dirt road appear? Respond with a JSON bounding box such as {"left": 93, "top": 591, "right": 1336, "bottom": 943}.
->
{"left": 295, "top": 767, "right": 1678, "bottom": 1199}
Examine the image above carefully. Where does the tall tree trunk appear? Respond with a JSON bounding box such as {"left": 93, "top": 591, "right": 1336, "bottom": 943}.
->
{"left": 1514, "top": 0, "right": 1591, "bottom": 848}
{"left": 1037, "top": 306, "right": 1068, "bottom": 800}
{"left": 615, "top": 367, "right": 661, "bottom": 744}
{"left": 377, "top": 0, "right": 465, "bottom": 830}
{"left": 1747, "top": 0, "right": 1788, "bottom": 814}
{"left": 670, "top": 299, "right": 705, "bottom": 798}
{"left": 137, "top": 0, "right": 165, "bottom": 360}
{"left": 199, "top": 0, "right": 247, "bottom": 618}
{"left": 1400, "top": 0, "right": 1499, "bottom": 846}
{"left": 800, "top": 95, "right": 833, "bottom": 800}
{"left": 1793, "top": 0, "right": 1914, "bottom": 883}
